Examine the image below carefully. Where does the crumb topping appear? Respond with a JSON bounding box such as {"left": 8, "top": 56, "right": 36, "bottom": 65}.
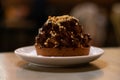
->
{"left": 36, "top": 15, "right": 91, "bottom": 48}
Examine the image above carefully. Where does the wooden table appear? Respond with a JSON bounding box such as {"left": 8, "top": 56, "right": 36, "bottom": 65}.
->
{"left": 0, "top": 47, "right": 120, "bottom": 80}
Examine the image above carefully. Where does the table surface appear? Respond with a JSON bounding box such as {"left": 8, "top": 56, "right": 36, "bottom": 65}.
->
{"left": 0, "top": 47, "right": 120, "bottom": 80}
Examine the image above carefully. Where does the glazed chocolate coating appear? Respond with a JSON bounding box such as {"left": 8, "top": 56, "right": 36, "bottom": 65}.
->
{"left": 35, "top": 15, "right": 91, "bottom": 48}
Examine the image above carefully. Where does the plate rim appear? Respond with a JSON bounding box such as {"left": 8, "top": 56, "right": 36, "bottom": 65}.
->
{"left": 14, "top": 46, "right": 104, "bottom": 59}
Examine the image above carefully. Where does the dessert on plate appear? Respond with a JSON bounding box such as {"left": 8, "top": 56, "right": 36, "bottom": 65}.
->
{"left": 35, "top": 15, "right": 91, "bottom": 56}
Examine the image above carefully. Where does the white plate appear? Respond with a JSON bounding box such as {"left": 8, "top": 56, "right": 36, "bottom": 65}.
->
{"left": 15, "top": 46, "right": 104, "bottom": 67}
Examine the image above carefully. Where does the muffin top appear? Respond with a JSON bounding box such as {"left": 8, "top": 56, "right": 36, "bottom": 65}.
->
{"left": 35, "top": 15, "right": 91, "bottom": 48}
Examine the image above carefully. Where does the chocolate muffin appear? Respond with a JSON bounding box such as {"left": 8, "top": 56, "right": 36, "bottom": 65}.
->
{"left": 35, "top": 15, "right": 91, "bottom": 56}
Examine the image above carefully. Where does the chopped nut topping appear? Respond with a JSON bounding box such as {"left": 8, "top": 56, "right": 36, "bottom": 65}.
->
{"left": 36, "top": 15, "right": 91, "bottom": 48}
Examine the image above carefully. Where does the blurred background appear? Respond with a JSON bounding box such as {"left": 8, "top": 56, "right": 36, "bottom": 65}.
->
{"left": 0, "top": 0, "right": 120, "bottom": 52}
